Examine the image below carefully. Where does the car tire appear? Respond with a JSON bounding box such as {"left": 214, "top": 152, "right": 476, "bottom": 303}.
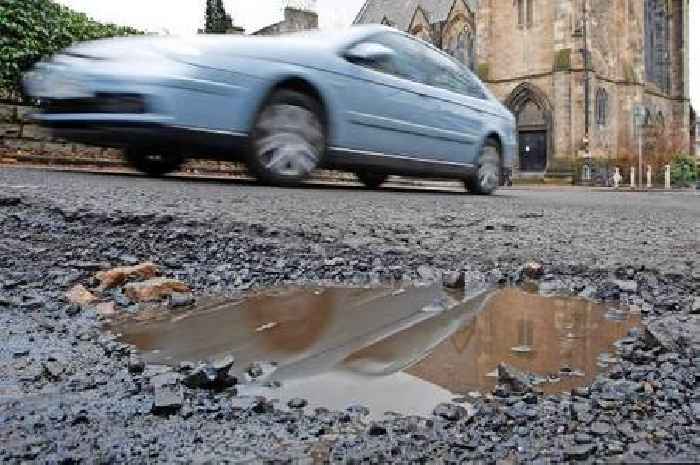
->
{"left": 248, "top": 90, "right": 326, "bottom": 186}
{"left": 356, "top": 171, "right": 388, "bottom": 189}
{"left": 465, "top": 140, "right": 501, "bottom": 195}
{"left": 125, "top": 148, "right": 183, "bottom": 177}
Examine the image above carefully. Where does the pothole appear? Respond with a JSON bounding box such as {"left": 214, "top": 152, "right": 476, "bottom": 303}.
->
{"left": 113, "top": 285, "right": 640, "bottom": 417}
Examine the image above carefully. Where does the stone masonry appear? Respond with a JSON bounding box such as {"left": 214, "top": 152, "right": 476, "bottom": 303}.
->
{"left": 355, "top": 0, "right": 693, "bottom": 180}
{"left": 252, "top": 7, "right": 318, "bottom": 36}
{"left": 0, "top": 103, "right": 253, "bottom": 175}
{"left": 0, "top": 103, "right": 124, "bottom": 166}
{"left": 0, "top": 102, "right": 357, "bottom": 182}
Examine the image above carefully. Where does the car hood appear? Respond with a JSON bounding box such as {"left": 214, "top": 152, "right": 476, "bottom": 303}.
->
{"left": 63, "top": 33, "right": 342, "bottom": 64}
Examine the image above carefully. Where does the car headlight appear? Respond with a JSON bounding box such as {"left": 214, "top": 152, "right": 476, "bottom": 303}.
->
{"left": 24, "top": 69, "right": 92, "bottom": 99}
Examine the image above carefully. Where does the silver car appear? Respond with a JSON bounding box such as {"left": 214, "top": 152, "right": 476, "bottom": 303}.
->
{"left": 25, "top": 25, "right": 516, "bottom": 194}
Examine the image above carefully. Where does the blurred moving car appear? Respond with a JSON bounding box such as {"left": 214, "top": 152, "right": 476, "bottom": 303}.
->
{"left": 24, "top": 25, "right": 516, "bottom": 194}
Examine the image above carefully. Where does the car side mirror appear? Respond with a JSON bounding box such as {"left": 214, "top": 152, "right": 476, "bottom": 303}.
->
{"left": 344, "top": 43, "right": 395, "bottom": 64}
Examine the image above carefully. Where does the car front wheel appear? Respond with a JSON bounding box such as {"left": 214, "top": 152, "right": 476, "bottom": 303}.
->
{"left": 248, "top": 90, "right": 325, "bottom": 186}
{"left": 465, "top": 141, "right": 501, "bottom": 195}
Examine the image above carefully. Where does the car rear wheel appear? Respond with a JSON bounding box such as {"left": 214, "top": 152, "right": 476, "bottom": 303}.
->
{"left": 248, "top": 90, "right": 325, "bottom": 186}
{"left": 125, "top": 148, "right": 183, "bottom": 177}
{"left": 465, "top": 141, "right": 501, "bottom": 195}
{"left": 356, "top": 171, "right": 388, "bottom": 189}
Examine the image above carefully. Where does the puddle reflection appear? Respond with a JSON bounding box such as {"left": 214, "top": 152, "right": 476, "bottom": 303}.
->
{"left": 404, "top": 289, "right": 640, "bottom": 394}
{"left": 114, "top": 286, "right": 640, "bottom": 415}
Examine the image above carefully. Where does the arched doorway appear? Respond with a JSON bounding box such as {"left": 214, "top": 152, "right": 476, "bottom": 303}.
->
{"left": 504, "top": 83, "right": 553, "bottom": 173}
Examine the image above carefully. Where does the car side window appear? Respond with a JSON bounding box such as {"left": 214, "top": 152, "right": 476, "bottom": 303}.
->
{"left": 348, "top": 33, "right": 430, "bottom": 84}
{"left": 421, "top": 45, "right": 486, "bottom": 99}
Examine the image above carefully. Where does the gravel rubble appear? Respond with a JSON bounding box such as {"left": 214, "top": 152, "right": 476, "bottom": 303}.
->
{"left": 0, "top": 167, "right": 698, "bottom": 463}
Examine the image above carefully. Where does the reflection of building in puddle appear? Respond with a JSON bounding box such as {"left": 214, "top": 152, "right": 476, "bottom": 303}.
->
{"left": 116, "top": 286, "right": 641, "bottom": 416}
{"left": 407, "top": 289, "right": 640, "bottom": 394}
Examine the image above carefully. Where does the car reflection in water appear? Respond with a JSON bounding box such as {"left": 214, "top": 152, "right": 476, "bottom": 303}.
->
{"left": 115, "top": 286, "right": 639, "bottom": 417}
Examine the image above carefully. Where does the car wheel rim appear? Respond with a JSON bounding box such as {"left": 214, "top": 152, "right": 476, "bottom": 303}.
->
{"left": 255, "top": 104, "right": 323, "bottom": 178}
{"left": 479, "top": 148, "right": 499, "bottom": 192}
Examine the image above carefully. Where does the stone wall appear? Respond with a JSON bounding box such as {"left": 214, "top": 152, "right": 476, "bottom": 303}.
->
{"left": 588, "top": 0, "right": 691, "bottom": 161}
{"left": 0, "top": 103, "right": 357, "bottom": 183}
{"left": 357, "top": 0, "right": 692, "bottom": 181}
{"left": 252, "top": 7, "right": 318, "bottom": 36}
{"left": 0, "top": 103, "right": 125, "bottom": 166}
{"left": 480, "top": 0, "right": 690, "bottom": 177}
{"left": 0, "top": 103, "right": 252, "bottom": 175}
{"left": 483, "top": 0, "right": 556, "bottom": 82}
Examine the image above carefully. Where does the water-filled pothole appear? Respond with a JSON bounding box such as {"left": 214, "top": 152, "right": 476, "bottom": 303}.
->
{"left": 113, "top": 285, "right": 640, "bottom": 416}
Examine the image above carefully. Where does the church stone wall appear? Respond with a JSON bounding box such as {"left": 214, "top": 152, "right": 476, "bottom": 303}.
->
{"left": 363, "top": 0, "right": 691, "bottom": 179}
{"left": 580, "top": 0, "right": 690, "bottom": 167}
{"left": 484, "top": 0, "right": 555, "bottom": 81}
{"left": 252, "top": 7, "right": 318, "bottom": 36}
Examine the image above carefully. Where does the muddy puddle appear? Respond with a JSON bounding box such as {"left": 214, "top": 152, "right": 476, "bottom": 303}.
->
{"left": 114, "top": 285, "right": 640, "bottom": 417}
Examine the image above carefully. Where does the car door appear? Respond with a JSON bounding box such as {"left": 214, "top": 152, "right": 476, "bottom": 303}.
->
{"left": 417, "top": 44, "right": 494, "bottom": 166}
{"left": 332, "top": 32, "right": 454, "bottom": 164}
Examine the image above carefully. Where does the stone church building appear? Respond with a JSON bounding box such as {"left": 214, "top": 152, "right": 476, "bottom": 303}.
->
{"left": 354, "top": 0, "right": 692, "bottom": 180}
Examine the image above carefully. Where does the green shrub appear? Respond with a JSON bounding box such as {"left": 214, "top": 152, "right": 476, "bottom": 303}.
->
{"left": 0, "top": 0, "right": 141, "bottom": 101}
{"left": 670, "top": 154, "right": 697, "bottom": 187}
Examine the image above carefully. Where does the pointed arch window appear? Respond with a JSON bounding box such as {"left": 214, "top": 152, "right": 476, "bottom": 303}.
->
{"left": 656, "top": 111, "right": 665, "bottom": 127}
{"left": 518, "top": 0, "right": 525, "bottom": 25}
{"left": 445, "top": 27, "right": 475, "bottom": 71}
{"left": 518, "top": 0, "right": 534, "bottom": 27}
{"left": 595, "top": 88, "right": 608, "bottom": 127}
{"left": 644, "top": 0, "right": 670, "bottom": 92}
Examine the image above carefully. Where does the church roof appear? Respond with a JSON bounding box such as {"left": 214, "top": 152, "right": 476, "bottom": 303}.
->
{"left": 353, "top": 0, "right": 477, "bottom": 31}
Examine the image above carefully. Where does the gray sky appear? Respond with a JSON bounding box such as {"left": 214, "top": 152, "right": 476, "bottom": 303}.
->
{"left": 57, "top": 0, "right": 698, "bottom": 110}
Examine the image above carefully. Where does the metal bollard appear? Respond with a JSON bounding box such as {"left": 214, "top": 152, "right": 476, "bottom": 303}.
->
{"left": 664, "top": 164, "right": 671, "bottom": 190}
{"left": 630, "top": 167, "right": 636, "bottom": 188}
{"left": 613, "top": 167, "right": 621, "bottom": 188}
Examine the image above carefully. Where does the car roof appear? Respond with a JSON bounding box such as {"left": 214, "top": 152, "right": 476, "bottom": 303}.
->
{"left": 269, "top": 24, "right": 393, "bottom": 50}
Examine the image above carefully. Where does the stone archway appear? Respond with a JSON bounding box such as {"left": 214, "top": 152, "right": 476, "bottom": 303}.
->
{"left": 504, "top": 83, "right": 554, "bottom": 173}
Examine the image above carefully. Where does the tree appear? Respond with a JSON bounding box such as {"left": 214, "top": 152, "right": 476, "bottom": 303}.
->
{"left": 204, "top": 0, "right": 231, "bottom": 34}
{"left": 0, "top": 0, "right": 141, "bottom": 102}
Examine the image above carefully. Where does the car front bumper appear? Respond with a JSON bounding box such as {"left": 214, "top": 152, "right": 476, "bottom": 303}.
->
{"left": 24, "top": 55, "right": 259, "bottom": 151}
